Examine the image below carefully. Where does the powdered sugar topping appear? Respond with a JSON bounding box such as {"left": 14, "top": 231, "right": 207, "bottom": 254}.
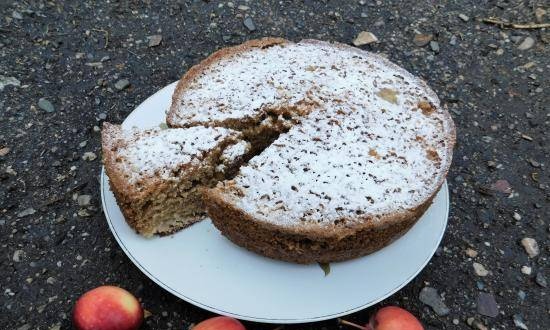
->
{"left": 170, "top": 40, "right": 454, "bottom": 227}
{"left": 220, "top": 140, "right": 250, "bottom": 163}
{"left": 107, "top": 125, "right": 237, "bottom": 184}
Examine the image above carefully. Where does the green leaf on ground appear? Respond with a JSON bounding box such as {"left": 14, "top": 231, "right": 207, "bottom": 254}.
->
{"left": 318, "top": 262, "right": 331, "bottom": 276}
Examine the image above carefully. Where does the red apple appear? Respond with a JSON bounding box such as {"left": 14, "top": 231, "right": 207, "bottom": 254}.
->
{"left": 73, "top": 286, "right": 143, "bottom": 330}
{"left": 340, "top": 306, "right": 423, "bottom": 330}
{"left": 193, "top": 316, "right": 246, "bottom": 330}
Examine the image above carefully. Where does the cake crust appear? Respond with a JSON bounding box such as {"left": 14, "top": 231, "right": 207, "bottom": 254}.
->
{"left": 204, "top": 186, "right": 438, "bottom": 263}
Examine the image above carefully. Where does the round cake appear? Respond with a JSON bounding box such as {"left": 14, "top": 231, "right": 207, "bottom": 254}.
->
{"left": 167, "top": 38, "right": 455, "bottom": 263}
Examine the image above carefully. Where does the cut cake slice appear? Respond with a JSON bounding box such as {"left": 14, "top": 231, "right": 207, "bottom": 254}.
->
{"left": 101, "top": 123, "right": 249, "bottom": 236}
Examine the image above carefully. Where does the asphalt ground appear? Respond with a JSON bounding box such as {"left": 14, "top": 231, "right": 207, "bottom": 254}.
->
{"left": 1, "top": 1, "right": 548, "bottom": 329}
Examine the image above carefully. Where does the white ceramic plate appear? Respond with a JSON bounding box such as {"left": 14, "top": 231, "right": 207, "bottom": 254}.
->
{"left": 100, "top": 82, "right": 449, "bottom": 324}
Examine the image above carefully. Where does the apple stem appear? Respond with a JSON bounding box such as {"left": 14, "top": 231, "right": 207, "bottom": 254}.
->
{"left": 338, "top": 319, "right": 367, "bottom": 330}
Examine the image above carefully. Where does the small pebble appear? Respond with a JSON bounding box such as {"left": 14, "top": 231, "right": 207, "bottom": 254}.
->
{"left": 466, "top": 248, "right": 478, "bottom": 258}
{"left": 38, "top": 98, "right": 55, "bottom": 113}
{"left": 430, "top": 41, "right": 439, "bottom": 53}
{"left": 458, "top": 13, "right": 470, "bottom": 21}
{"left": 114, "top": 79, "right": 130, "bottom": 90}
{"left": 419, "top": 287, "right": 450, "bottom": 316}
{"left": 78, "top": 209, "right": 91, "bottom": 217}
{"left": 520, "top": 266, "right": 532, "bottom": 275}
{"left": 491, "top": 179, "right": 511, "bottom": 193}
{"left": 527, "top": 159, "right": 540, "bottom": 168}
{"left": 353, "top": 31, "right": 379, "bottom": 46}
{"left": 12, "top": 11, "right": 23, "bottom": 20}
{"left": 413, "top": 33, "right": 433, "bottom": 47}
{"left": 535, "top": 8, "right": 546, "bottom": 22}
{"left": 476, "top": 292, "right": 498, "bottom": 317}
{"left": 77, "top": 195, "right": 92, "bottom": 206}
{"left": 513, "top": 212, "right": 521, "bottom": 221}
{"left": 473, "top": 262, "right": 489, "bottom": 276}
{"left": 535, "top": 272, "right": 547, "bottom": 288}
{"left": 86, "top": 62, "right": 103, "bottom": 69}
{"left": 520, "top": 238, "right": 539, "bottom": 257}
{"left": 82, "top": 152, "right": 97, "bottom": 161}
{"left": 17, "top": 208, "right": 36, "bottom": 218}
{"left": 449, "top": 35, "right": 457, "bottom": 46}
{"left": 467, "top": 317, "right": 488, "bottom": 330}
{"left": 513, "top": 314, "right": 528, "bottom": 329}
{"left": 0, "top": 75, "right": 21, "bottom": 90}
{"left": 517, "top": 37, "right": 535, "bottom": 50}
{"left": 13, "top": 250, "right": 25, "bottom": 262}
{"left": 148, "top": 35, "right": 162, "bottom": 47}
{"left": 243, "top": 17, "right": 256, "bottom": 31}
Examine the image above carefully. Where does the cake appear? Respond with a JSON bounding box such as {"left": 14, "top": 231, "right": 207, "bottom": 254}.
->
{"left": 101, "top": 123, "right": 250, "bottom": 236}
{"left": 167, "top": 38, "right": 456, "bottom": 263}
{"left": 103, "top": 38, "right": 455, "bottom": 263}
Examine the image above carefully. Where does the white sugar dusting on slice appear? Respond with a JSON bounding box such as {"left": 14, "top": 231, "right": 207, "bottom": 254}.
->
{"left": 170, "top": 40, "right": 454, "bottom": 227}
{"left": 220, "top": 140, "right": 250, "bottom": 163}
{"left": 110, "top": 126, "right": 237, "bottom": 184}
{"left": 216, "top": 140, "right": 251, "bottom": 172}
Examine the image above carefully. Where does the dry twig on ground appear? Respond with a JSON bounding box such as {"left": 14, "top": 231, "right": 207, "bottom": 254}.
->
{"left": 482, "top": 17, "right": 550, "bottom": 29}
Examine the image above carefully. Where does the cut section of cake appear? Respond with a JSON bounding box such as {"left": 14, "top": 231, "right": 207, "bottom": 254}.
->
{"left": 101, "top": 123, "right": 249, "bottom": 237}
{"left": 168, "top": 38, "right": 456, "bottom": 263}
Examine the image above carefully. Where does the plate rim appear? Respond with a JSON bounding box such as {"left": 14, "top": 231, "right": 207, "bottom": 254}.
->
{"left": 99, "top": 82, "right": 450, "bottom": 324}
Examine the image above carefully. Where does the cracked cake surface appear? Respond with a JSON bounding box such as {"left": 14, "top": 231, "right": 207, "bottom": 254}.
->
{"left": 167, "top": 38, "right": 455, "bottom": 237}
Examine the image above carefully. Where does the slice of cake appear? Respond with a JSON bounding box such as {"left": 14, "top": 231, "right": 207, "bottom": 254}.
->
{"left": 168, "top": 38, "right": 456, "bottom": 263}
{"left": 101, "top": 123, "right": 249, "bottom": 236}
